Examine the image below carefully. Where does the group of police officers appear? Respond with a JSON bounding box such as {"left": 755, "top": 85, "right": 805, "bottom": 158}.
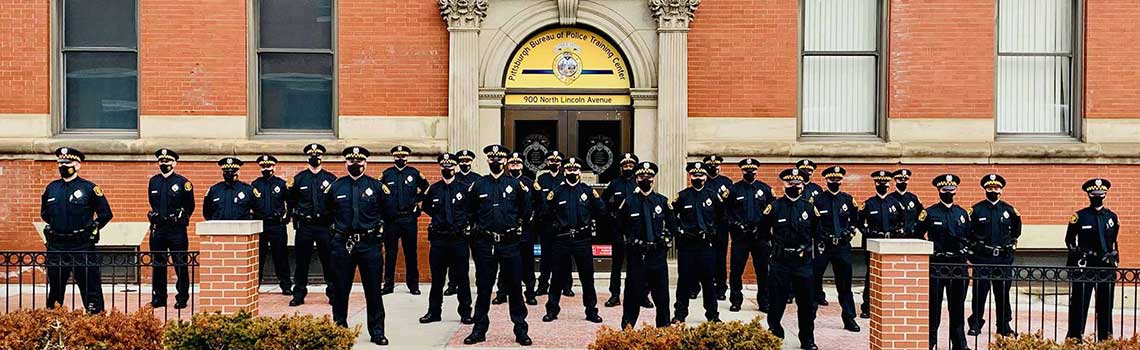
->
{"left": 40, "top": 145, "right": 1122, "bottom": 349}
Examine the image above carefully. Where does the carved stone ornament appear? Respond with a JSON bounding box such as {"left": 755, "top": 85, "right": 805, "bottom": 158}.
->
{"left": 648, "top": 0, "right": 700, "bottom": 29}
{"left": 439, "top": 0, "right": 489, "bottom": 28}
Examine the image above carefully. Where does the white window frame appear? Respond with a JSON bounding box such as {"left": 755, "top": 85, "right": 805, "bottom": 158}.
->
{"left": 54, "top": 0, "right": 141, "bottom": 137}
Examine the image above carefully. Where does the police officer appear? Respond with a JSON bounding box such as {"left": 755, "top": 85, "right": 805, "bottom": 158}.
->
{"left": 287, "top": 143, "right": 338, "bottom": 307}
{"left": 464, "top": 145, "right": 532, "bottom": 346}
{"left": 889, "top": 169, "right": 923, "bottom": 238}
{"left": 1065, "top": 178, "right": 1120, "bottom": 341}
{"left": 671, "top": 162, "right": 722, "bottom": 323}
{"left": 858, "top": 170, "right": 905, "bottom": 318}
{"left": 252, "top": 155, "right": 292, "bottom": 295}
{"left": 324, "top": 146, "right": 391, "bottom": 346}
{"left": 811, "top": 166, "right": 860, "bottom": 332}
{"left": 381, "top": 145, "right": 429, "bottom": 295}
{"left": 916, "top": 174, "right": 971, "bottom": 350}
{"left": 42, "top": 147, "right": 111, "bottom": 314}
{"left": 602, "top": 153, "right": 646, "bottom": 308}
{"left": 726, "top": 158, "right": 775, "bottom": 313}
{"left": 419, "top": 153, "right": 474, "bottom": 325}
{"left": 967, "top": 174, "right": 1022, "bottom": 337}
{"left": 617, "top": 161, "right": 678, "bottom": 329}
{"left": 444, "top": 149, "right": 480, "bottom": 296}
{"left": 535, "top": 150, "right": 574, "bottom": 298}
{"left": 541, "top": 157, "right": 605, "bottom": 323}
{"left": 703, "top": 155, "right": 733, "bottom": 301}
{"left": 147, "top": 148, "right": 194, "bottom": 309}
{"left": 494, "top": 152, "right": 540, "bottom": 305}
{"left": 204, "top": 157, "right": 256, "bottom": 220}
{"left": 794, "top": 159, "right": 823, "bottom": 305}
{"left": 762, "top": 168, "right": 820, "bottom": 350}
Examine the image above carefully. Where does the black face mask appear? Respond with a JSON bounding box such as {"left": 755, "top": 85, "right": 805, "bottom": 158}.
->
{"left": 459, "top": 163, "right": 472, "bottom": 173}
{"left": 620, "top": 168, "right": 634, "bottom": 178}
{"left": 742, "top": 171, "right": 756, "bottom": 183}
{"left": 1089, "top": 195, "right": 1105, "bottom": 208}
{"left": 985, "top": 191, "right": 1001, "bottom": 202}
{"left": 784, "top": 186, "right": 802, "bottom": 198}
{"left": 441, "top": 168, "right": 455, "bottom": 179}
{"left": 59, "top": 164, "right": 76, "bottom": 179}
{"left": 874, "top": 183, "right": 889, "bottom": 195}
{"left": 394, "top": 159, "right": 407, "bottom": 168}
{"left": 939, "top": 192, "right": 955, "bottom": 204}
{"left": 707, "top": 166, "right": 719, "bottom": 177}
{"left": 691, "top": 178, "right": 705, "bottom": 189}
{"left": 488, "top": 161, "right": 504, "bottom": 174}
{"left": 566, "top": 173, "right": 580, "bottom": 183}
{"left": 546, "top": 162, "right": 560, "bottom": 171}
{"left": 347, "top": 164, "right": 365, "bottom": 177}
{"left": 261, "top": 169, "right": 274, "bottom": 178}
{"left": 637, "top": 179, "right": 653, "bottom": 192}
{"left": 223, "top": 171, "right": 238, "bottom": 183}
{"left": 826, "top": 182, "right": 841, "bottom": 192}
{"left": 159, "top": 164, "right": 174, "bottom": 174}
{"left": 803, "top": 174, "right": 812, "bottom": 183}
{"left": 307, "top": 156, "right": 322, "bottom": 168}
{"left": 896, "top": 182, "right": 908, "bottom": 192}
{"left": 510, "top": 169, "right": 522, "bottom": 178}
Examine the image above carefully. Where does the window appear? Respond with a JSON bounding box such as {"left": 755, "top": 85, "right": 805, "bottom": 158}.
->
{"left": 800, "top": 0, "right": 881, "bottom": 136}
{"left": 256, "top": 0, "right": 334, "bottom": 132}
{"left": 996, "top": 0, "right": 1077, "bottom": 136}
{"left": 61, "top": 0, "right": 138, "bottom": 131}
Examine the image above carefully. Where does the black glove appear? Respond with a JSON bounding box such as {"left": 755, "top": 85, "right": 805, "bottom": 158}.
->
{"left": 43, "top": 224, "right": 55, "bottom": 238}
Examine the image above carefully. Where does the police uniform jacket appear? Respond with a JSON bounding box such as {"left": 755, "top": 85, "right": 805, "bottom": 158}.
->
{"left": 617, "top": 191, "right": 679, "bottom": 246}
{"left": 803, "top": 182, "right": 824, "bottom": 202}
{"left": 761, "top": 196, "right": 820, "bottom": 262}
{"left": 456, "top": 171, "right": 481, "bottom": 188}
{"left": 706, "top": 175, "right": 734, "bottom": 204}
{"left": 545, "top": 181, "right": 605, "bottom": 231}
{"left": 466, "top": 174, "right": 531, "bottom": 234}
{"left": 323, "top": 175, "right": 392, "bottom": 233}
{"left": 969, "top": 200, "right": 1022, "bottom": 248}
{"left": 382, "top": 166, "right": 428, "bottom": 216}
{"left": 888, "top": 191, "right": 923, "bottom": 238}
{"left": 859, "top": 195, "right": 905, "bottom": 237}
{"left": 41, "top": 177, "right": 113, "bottom": 241}
{"left": 535, "top": 171, "right": 564, "bottom": 213}
{"left": 423, "top": 179, "right": 470, "bottom": 240}
{"left": 511, "top": 174, "right": 539, "bottom": 220}
{"left": 148, "top": 173, "right": 195, "bottom": 228}
{"left": 602, "top": 176, "right": 636, "bottom": 218}
{"left": 288, "top": 169, "right": 337, "bottom": 225}
{"left": 915, "top": 204, "right": 971, "bottom": 258}
{"left": 1065, "top": 207, "right": 1120, "bottom": 264}
{"left": 814, "top": 190, "right": 858, "bottom": 244}
{"left": 251, "top": 175, "right": 289, "bottom": 224}
{"left": 204, "top": 181, "right": 257, "bottom": 220}
{"left": 672, "top": 186, "right": 723, "bottom": 244}
{"left": 725, "top": 180, "right": 775, "bottom": 228}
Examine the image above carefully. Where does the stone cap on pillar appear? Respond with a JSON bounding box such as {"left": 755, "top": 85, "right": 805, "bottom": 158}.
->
{"left": 867, "top": 238, "right": 933, "bottom": 255}
{"left": 196, "top": 220, "right": 263, "bottom": 236}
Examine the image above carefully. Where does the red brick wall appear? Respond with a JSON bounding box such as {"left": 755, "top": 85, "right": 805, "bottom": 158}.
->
{"left": 688, "top": 0, "right": 798, "bottom": 118}
{"left": 337, "top": 0, "right": 448, "bottom": 117}
{"left": 1084, "top": 0, "right": 1140, "bottom": 119}
{"left": 888, "top": 0, "right": 995, "bottom": 119}
{"left": 0, "top": 0, "right": 49, "bottom": 114}
{"left": 139, "top": 0, "right": 248, "bottom": 116}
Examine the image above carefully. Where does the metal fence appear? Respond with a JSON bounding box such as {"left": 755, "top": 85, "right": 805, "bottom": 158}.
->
{"left": 931, "top": 263, "right": 1140, "bottom": 349}
{"left": 0, "top": 251, "right": 199, "bottom": 322}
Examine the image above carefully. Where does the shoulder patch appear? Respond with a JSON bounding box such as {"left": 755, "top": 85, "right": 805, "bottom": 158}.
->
{"left": 547, "top": 191, "right": 554, "bottom": 200}
{"left": 253, "top": 188, "right": 262, "bottom": 198}
{"left": 533, "top": 182, "right": 542, "bottom": 191}
{"left": 1013, "top": 207, "right": 1021, "bottom": 217}
{"left": 857, "top": 202, "right": 865, "bottom": 211}
{"left": 1070, "top": 214, "right": 1079, "bottom": 224}
{"left": 592, "top": 188, "right": 599, "bottom": 197}
{"left": 918, "top": 210, "right": 927, "bottom": 221}
{"left": 763, "top": 204, "right": 773, "bottom": 215}
{"left": 93, "top": 186, "right": 104, "bottom": 197}
{"left": 286, "top": 178, "right": 294, "bottom": 188}
{"left": 381, "top": 184, "right": 391, "bottom": 195}
{"left": 719, "top": 188, "right": 730, "bottom": 199}
{"left": 520, "top": 183, "right": 529, "bottom": 192}
{"left": 324, "top": 185, "right": 331, "bottom": 194}
{"left": 965, "top": 207, "right": 973, "bottom": 217}
{"left": 184, "top": 182, "right": 193, "bottom": 191}
{"left": 814, "top": 207, "right": 821, "bottom": 217}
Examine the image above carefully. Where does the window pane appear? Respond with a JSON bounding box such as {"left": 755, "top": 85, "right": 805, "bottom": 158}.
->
{"left": 997, "top": 56, "right": 1071, "bottom": 134}
{"left": 259, "top": 53, "right": 333, "bottom": 130}
{"left": 64, "top": 0, "right": 137, "bottom": 48}
{"left": 64, "top": 52, "right": 138, "bottom": 130}
{"left": 999, "top": 0, "right": 1071, "bottom": 54}
{"left": 259, "top": 0, "right": 333, "bottom": 49}
{"left": 803, "top": 0, "right": 877, "bottom": 52}
{"left": 802, "top": 56, "right": 876, "bottom": 134}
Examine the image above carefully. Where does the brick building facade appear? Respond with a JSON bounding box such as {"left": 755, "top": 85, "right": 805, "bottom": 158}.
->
{"left": 1, "top": 0, "right": 1139, "bottom": 281}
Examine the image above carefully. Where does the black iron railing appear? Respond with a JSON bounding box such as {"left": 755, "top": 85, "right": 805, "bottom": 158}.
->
{"left": 930, "top": 263, "right": 1140, "bottom": 349}
{"left": 0, "top": 251, "right": 199, "bottom": 322}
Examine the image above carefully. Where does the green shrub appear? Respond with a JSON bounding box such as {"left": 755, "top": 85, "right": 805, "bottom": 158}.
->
{"left": 589, "top": 317, "right": 782, "bottom": 350}
{"left": 164, "top": 311, "right": 358, "bottom": 350}
{"left": 0, "top": 308, "right": 164, "bottom": 350}
{"left": 991, "top": 332, "right": 1140, "bottom": 350}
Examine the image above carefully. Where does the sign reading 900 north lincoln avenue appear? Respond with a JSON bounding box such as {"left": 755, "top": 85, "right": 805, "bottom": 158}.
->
{"left": 505, "top": 27, "right": 632, "bottom": 90}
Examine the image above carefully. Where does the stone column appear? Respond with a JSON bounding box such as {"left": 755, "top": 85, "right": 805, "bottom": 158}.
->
{"left": 196, "top": 220, "right": 263, "bottom": 315}
{"left": 440, "top": 0, "right": 488, "bottom": 154}
{"left": 867, "top": 239, "right": 933, "bottom": 350}
{"left": 650, "top": 0, "right": 699, "bottom": 196}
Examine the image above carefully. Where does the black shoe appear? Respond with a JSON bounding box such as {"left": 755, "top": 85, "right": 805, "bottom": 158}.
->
{"left": 844, "top": 320, "right": 861, "bottom": 332}
{"left": 463, "top": 334, "right": 485, "bottom": 345}
{"left": 526, "top": 296, "right": 539, "bottom": 305}
{"left": 443, "top": 286, "right": 457, "bottom": 296}
{"left": 419, "top": 313, "right": 441, "bottom": 324}
{"left": 281, "top": 287, "right": 293, "bottom": 296}
{"left": 817, "top": 299, "right": 829, "bottom": 306}
{"left": 516, "top": 336, "right": 532, "bottom": 346}
{"left": 801, "top": 343, "right": 818, "bottom": 350}
{"left": 173, "top": 301, "right": 188, "bottom": 310}
{"left": 860, "top": 311, "right": 871, "bottom": 319}
{"left": 409, "top": 289, "right": 422, "bottom": 295}
{"left": 688, "top": 292, "right": 698, "bottom": 300}
{"left": 542, "top": 314, "right": 558, "bottom": 322}
{"left": 967, "top": 328, "right": 981, "bottom": 336}
{"left": 536, "top": 284, "right": 549, "bottom": 295}
{"left": 461, "top": 316, "right": 474, "bottom": 325}
{"left": 381, "top": 287, "right": 394, "bottom": 295}
{"left": 371, "top": 337, "right": 389, "bottom": 346}
{"left": 729, "top": 304, "right": 741, "bottom": 312}
{"left": 641, "top": 299, "right": 654, "bottom": 308}
{"left": 604, "top": 295, "right": 620, "bottom": 307}
{"left": 288, "top": 299, "right": 304, "bottom": 307}
{"left": 492, "top": 294, "right": 508, "bottom": 305}
{"left": 562, "top": 289, "right": 575, "bottom": 297}
{"left": 717, "top": 294, "right": 726, "bottom": 301}
{"left": 149, "top": 300, "right": 166, "bottom": 308}
{"left": 586, "top": 314, "right": 603, "bottom": 323}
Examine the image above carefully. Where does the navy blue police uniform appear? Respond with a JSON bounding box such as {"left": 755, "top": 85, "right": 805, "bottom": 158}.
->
{"left": 889, "top": 169, "right": 923, "bottom": 239}
{"left": 535, "top": 150, "right": 573, "bottom": 297}
{"left": 251, "top": 154, "right": 293, "bottom": 294}
{"left": 444, "top": 149, "right": 480, "bottom": 296}
{"left": 858, "top": 170, "right": 906, "bottom": 318}
{"left": 42, "top": 147, "right": 111, "bottom": 314}
{"left": 203, "top": 157, "right": 257, "bottom": 221}
{"left": 703, "top": 155, "right": 734, "bottom": 300}
{"left": 541, "top": 157, "right": 606, "bottom": 323}
{"left": 797, "top": 159, "right": 827, "bottom": 305}
{"left": 381, "top": 145, "right": 429, "bottom": 295}
{"left": 601, "top": 153, "right": 642, "bottom": 307}
{"left": 287, "top": 143, "right": 339, "bottom": 306}
{"left": 967, "top": 174, "right": 1022, "bottom": 337}
{"left": 617, "top": 161, "right": 679, "bottom": 329}
{"left": 811, "top": 166, "right": 860, "bottom": 331}
{"left": 726, "top": 158, "right": 775, "bottom": 312}
{"left": 494, "top": 152, "right": 540, "bottom": 305}
{"left": 671, "top": 162, "right": 722, "bottom": 323}
{"left": 419, "top": 153, "right": 474, "bottom": 325}
{"left": 762, "top": 168, "right": 820, "bottom": 350}
{"left": 916, "top": 174, "right": 972, "bottom": 350}
{"left": 147, "top": 148, "right": 195, "bottom": 309}
{"left": 1065, "top": 178, "right": 1120, "bottom": 341}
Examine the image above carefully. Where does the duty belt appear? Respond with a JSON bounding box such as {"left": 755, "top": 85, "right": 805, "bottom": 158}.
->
{"left": 480, "top": 227, "right": 522, "bottom": 243}
{"left": 1075, "top": 249, "right": 1119, "bottom": 268}
{"left": 772, "top": 243, "right": 808, "bottom": 261}
{"left": 332, "top": 227, "right": 383, "bottom": 254}
{"left": 680, "top": 228, "right": 714, "bottom": 242}
{"left": 978, "top": 243, "right": 1015, "bottom": 257}
{"left": 428, "top": 225, "right": 467, "bottom": 240}
{"left": 627, "top": 238, "right": 669, "bottom": 251}
{"left": 557, "top": 225, "right": 594, "bottom": 239}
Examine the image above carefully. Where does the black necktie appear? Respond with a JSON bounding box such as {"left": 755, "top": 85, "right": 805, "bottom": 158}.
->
{"left": 695, "top": 194, "right": 707, "bottom": 231}
{"left": 642, "top": 199, "right": 654, "bottom": 242}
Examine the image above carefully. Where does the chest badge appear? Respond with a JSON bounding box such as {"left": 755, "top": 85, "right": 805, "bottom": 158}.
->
{"left": 237, "top": 192, "right": 246, "bottom": 200}
{"left": 505, "top": 185, "right": 513, "bottom": 194}
{"left": 1003, "top": 211, "right": 1009, "bottom": 219}
{"left": 654, "top": 205, "right": 662, "bottom": 215}
{"left": 72, "top": 189, "right": 84, "bottom": 200}
{"left": 801, "top": 211, "right": 809, "bottom": 221}
{"left": 755, "top": 189, "right": 764, "bottom": 198}
{"left": 171, "top": 184, "right": 180, "bottom": 192}
{"left": 364, "top": 187, "right": 374, "bottom": 197}
{"left": 704, "top": 198, "right": 713, "bottom": 207}
{"left": 456, "top": 192, "right": 463, "bottom": 200}
{"left": 841, "top": 204, "right": 848, "bottom": 211}
{"left": 321, "top": 180, "right": 330, "bottom": 189}
{"left": 274, "top": 186, "right": 281, "bottom": 193}
{"left": 1109, "top": 218, "right": 1115, "bottom": 228}
{"left": 406, "top": 175, "right": 413, "bottom": 183}
{"left": 960, "top": 215, "right": 966, "bottom": 224}
{"left": 908, "top": 201, "right": 915, "bottom": 209}
{"left": 580, "top": 193, "right": 588, "bottom": 202}
{"left": 889, "top": 206, "right": 896, "bottom": 213}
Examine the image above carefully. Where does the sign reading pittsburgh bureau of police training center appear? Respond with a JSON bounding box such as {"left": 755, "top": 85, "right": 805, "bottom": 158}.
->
{"left": 505, "top": 27, "right": 632, "bottom": 106}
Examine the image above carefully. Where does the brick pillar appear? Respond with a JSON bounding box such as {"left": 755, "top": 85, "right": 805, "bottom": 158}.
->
{"left": 867, "top": 239, "right": 933, "bottom": 350}
{"left": 196, "top": 220, "right": 262, "bottom": 315}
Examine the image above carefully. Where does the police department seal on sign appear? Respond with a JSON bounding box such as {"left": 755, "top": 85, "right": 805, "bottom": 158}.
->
{"left": 553, "top": 42, "right": 582, "bottom": 85}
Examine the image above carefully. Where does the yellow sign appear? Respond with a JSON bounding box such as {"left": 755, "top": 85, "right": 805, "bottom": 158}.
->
{"left": 505, "top": 27, "right": 631, "bottom": 89}
{"left": 505, "top": 94, "right": 631, "bottom": 106}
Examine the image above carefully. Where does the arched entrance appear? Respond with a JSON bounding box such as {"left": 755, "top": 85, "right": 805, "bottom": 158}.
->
{"left": 501, "top": 27, "right": 633, "bottom": 184}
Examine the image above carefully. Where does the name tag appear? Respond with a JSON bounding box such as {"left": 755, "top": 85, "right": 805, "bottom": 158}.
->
{"left": 870, "top": 211, "right": 879, "bottom": 215}
{"left": 432, "top": 199, "right": 440, "bottom": 202}
{"left": 615, "top": 192, "right": 622, "bottom": 195}
{"left": 479, "top": 194, "right": 488, "bottom": 198}
{"left": 47, "top": 198, "right": 56, "bottom": 202}
{"left": 1081, "top": 225, "right": 1092, "bottom": 229}
{"left": 820, "top": 210, "right": 829, "bottom": 214}
{"left": 777, "top": 219, "right": 787, "bottom": 223}
{"left": 213, "top": 198, "right": 221, "bottom": 202}
{"left": 933, "top": 222, "right": 943, "bottom": 225}
{"left": 558, "top": 201, "right": 567, "bottom": 205}
{"left": 336, "top": 195, "right": 347, "bottom": 199}
{"left": 387, "top": 182, "right": 395, "bottom": 185}
{"left": 683, "top": 205, "right": 693, "bottom": 209}
{"left": 631, "top": 213, "right": 641, "bottom": 217}
{"left": 736, "top": 196, "right": 744, "bottom": 200}
{"left": 979, "top": 218, "right": 987, "bottom": 222}
{"left": 300, "top": 186, "right": 308, "bottom": 190}
{"left": 151, "top": 191, "right": 158, "bottom": 194}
